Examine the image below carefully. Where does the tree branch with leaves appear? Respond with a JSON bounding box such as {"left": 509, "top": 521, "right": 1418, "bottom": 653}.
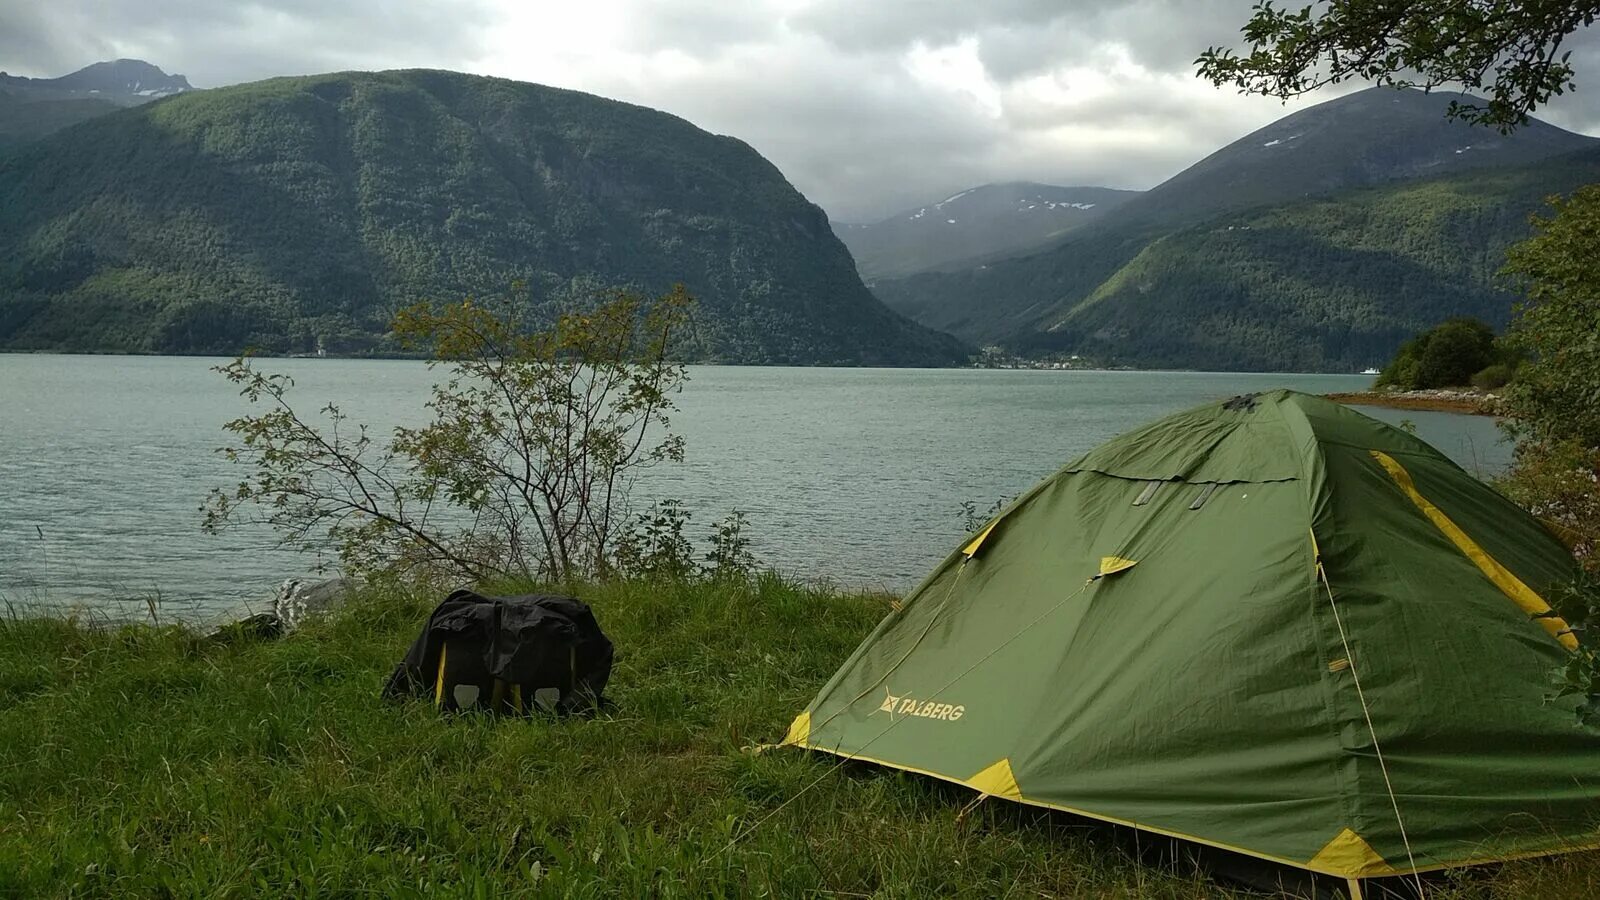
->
{"left": 1198, "top": 1, "right": 1600, "bottom": 129}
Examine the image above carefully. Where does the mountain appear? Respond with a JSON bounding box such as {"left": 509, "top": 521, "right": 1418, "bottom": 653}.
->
{"left": 1105, "top": 85, "right": 1595, "bottom": 232}
{"left": 0, "top": 60, "right": 193, "bottom": 155}
{"left": 871, "top": 86, "right": 1600, "bottom": 369}
{"left": 833, "top": 183, "right": 1140, "bottom": 280}
{"left": 1019, "top": 148, "right": 1600, "bottom": 371}
{"left": 0, "top": 59, "right": 193, "bottom": 104}
{"left": 0, "top": 69, "right": 967, "bottom": 365}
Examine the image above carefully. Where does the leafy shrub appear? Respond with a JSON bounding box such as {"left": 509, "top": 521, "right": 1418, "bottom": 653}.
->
{"left": 204, "top": 287, "right": 692, "bottom": 583}
{"left": 1505, "top": 185, "right": 1600, "bottom": 448}
{"left": 615, "top": 500, "right": 696, "bottom": 580}
{"left": 615, "top": 505, "right": 761, "bottom": 582}
{"left": 1376, "top": 317, "right": 1498, "bottom": 389}
{"left": 703, "top": 511, "right": 757, "bottom": 580}
{"left": 1471, "top": 363, "right": 1515, "bottom": 390}
{"left": 1543, "top": 569, "right": 1600, "bottom": 727}
{"left": 1497, "top": 188, "right": 1600, "bottom": 718}
{"left": 1500, "top": 439, "right": 1600, "bottom": 568}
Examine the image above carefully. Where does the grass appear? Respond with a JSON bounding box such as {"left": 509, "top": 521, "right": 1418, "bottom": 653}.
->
{"left": 0, "top": 574, "right": 1596, "bottom": 898}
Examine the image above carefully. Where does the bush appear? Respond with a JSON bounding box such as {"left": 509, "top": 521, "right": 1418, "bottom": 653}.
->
{"left": 1376, "top": 317, "right": 1498, "bottom": 390}
{"left": 204, "top": 286, "right": 693, "bottom": 583}
{"left": 1471, "top": 363, "right": 1515, "bottom": 390}
{"left": 1498, "top": 189, "right": 1600, "bottom": 712}
{"left": 615, "top": 504, "right": 760, "bottom": 582}
{"left": 1505, "top": 185, "right": 1600, "bottom": 448}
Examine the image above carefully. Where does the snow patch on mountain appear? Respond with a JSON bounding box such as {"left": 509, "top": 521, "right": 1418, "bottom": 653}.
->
{"left": 1016, "top": 198, "right": 1098, "bottom": 212}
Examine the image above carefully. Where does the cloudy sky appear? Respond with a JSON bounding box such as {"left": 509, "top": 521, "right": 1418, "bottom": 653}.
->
{"left": 5, "top": 0, "right": 1600, "bottom": 221}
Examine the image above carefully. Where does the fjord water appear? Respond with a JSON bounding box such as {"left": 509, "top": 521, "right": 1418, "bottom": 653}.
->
{"left": 0, "top": 355, "right": 1506, "bottom": 617}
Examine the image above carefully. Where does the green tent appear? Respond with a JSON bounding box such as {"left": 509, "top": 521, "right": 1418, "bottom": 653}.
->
{"left": 784, "top": 390, "right": 1599, "bottom": 894}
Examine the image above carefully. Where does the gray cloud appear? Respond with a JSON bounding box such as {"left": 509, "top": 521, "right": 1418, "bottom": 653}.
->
{"left": 789, "top": 0, "right": 1061, "bottom": 54}
{"left": 0, "top": 0, "right": 495, "bottom": 85}
{"left": 3, "top": 0, "right": 1599, "bottom": 222}
{"left": 585, "top": 39, "right": 1009, "bottom": 218}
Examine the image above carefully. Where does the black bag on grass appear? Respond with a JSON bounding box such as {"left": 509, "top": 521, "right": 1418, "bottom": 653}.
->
{"left": 383, "top": 590, "right": 614, "bottom": 715}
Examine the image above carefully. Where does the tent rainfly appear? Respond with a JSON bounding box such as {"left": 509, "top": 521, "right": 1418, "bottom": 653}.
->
{"left": 783, "top": 390, "right": 1600, "bottom": 898}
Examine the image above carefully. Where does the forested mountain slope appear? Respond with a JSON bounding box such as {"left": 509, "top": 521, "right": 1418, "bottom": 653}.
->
{"left": 0, "top": 69, "right": 967, "bottom": 364}
{"left": 871, "top": 87, "right": 1598, "bottom": 370}
{"left": 1022, "top": 149, "right": 1600, "bottom": 371}
{"left": 0, "top": 92, "right": 118, "bottom": 154}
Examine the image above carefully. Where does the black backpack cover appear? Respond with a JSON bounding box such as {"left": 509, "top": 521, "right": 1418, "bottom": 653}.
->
{"left": 383, "top": 590, "right": 614, "bottom": 715}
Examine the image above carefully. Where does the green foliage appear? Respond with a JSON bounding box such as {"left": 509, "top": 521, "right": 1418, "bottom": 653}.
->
{"left": 2, "top": 578, "right": 1597, "bottom": 896}
{"left": 0, "top": 70, "right": 967, "bottom": 365}
{"left": 615, "top": 500, "right": 696, "bottom": 581}
{"left": 1472, "top": 363, "right": 1516, "bottom": 390}
{"left": 1504, "top": 186, "right": 1600, "bottom": 446}
{"left": 616, "top": 505, "right": 759, "bottom": 582}
{"left": 1543, "top": 570, "right": 1600, "bottom": 726}
{"left": 1501, "top": 439, "right": 1600, "bottom": 565}
{"left": 703, "top": 511, "right": 757, "bottom": 581}
{"left": 1493, "top": 188, "right": 1600, "bottom": 722}
{"left": 1199, "top": 1, "right": 1600, "bottom": 129}
{"left": 1376, "top": 317, "right": 1498, "bottom": 389}
{"left": 1488, "top": 434, "right": 1600, "bottom": 721}
{"left": 204, "top": 287, "right": 690, "bottom": 583}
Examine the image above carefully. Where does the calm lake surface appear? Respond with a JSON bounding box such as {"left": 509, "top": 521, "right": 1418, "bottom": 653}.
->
{"left": 0, "top": 356, "right": 1508, "bottom": 617}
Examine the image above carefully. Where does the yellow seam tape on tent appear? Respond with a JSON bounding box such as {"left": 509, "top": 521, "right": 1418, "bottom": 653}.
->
{"left": 1098, "top": 556, "right": 1138, "bottom": 576}
{"left": 434, "top": 642, "right": 448, "bottom": 708}
{"left": 967, "top": 759, "right": 1023, "bottom": 800}
{"left": 962, "top": 519, "right": 999, "bottom": 557}
{"left": 1308, "top": 828, "right": 1396, "bottom": 878}
{"left": 783, "top": 711, "right": 811, "bottom": 746}
{"left": 1371, "top": 450, "right": 1578, "bottom": 651}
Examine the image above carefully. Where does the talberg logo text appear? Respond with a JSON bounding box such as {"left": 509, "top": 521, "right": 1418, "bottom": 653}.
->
{"left": 878, "top": 688, "right": 964, "bottom": 721}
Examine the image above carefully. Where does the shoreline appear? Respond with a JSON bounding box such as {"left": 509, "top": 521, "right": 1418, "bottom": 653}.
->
{"left": 1326, "top": 389, "right": 1501, "bottom": 416}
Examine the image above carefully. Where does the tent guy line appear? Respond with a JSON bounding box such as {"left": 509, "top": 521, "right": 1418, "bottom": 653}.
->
{"left": 1316, "top": 539, "right": 1426, "bottom": 899}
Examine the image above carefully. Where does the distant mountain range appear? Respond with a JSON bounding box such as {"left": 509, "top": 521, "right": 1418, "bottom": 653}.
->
{"left": 6, "top": 65, "right": 1598, "bottom": 372}
{"left": 0, "top": 60, "right": 193, "bottom": 153}
{"left": 0, "top": 68, "right": 966, "bottom": 365}
{"left": 870, "top": 87, "right": 1600, "bottom": 371}
{"left": 0, "top": 59, "right": 194, "bottom": 101}
{"left": 833, "top": 183, "right": 1140, "bottom": 281}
